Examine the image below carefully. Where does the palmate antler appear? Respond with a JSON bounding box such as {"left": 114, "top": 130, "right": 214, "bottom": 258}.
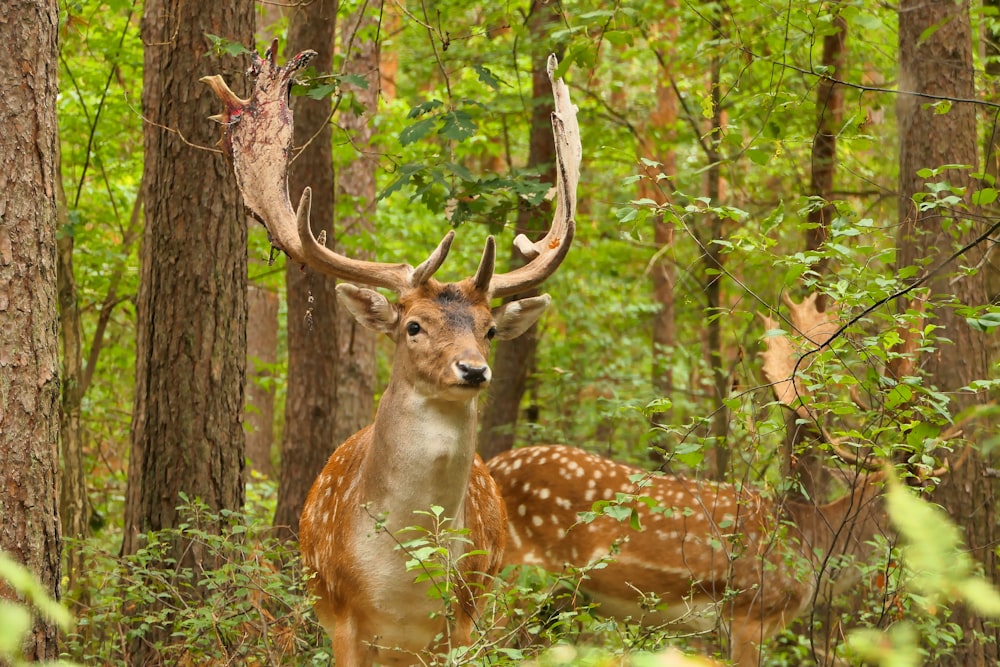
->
{"left": 201, "top": 39, "right": 580, "bottom": 297}
{"left": 759, "top": 291, "right": 955, "bottom": 477}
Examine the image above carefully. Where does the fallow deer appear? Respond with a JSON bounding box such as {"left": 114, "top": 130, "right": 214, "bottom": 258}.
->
{"left": 488, "top": 446, "right": 887, "bottom": 666}
{"left": 487, "top": 295, "right": 899, "bottom": 666}
{"left": 203, "top": 42, "right": 580, "bottom": 666}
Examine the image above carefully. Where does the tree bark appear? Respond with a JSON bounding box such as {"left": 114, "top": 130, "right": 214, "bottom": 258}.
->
{"left": 897, "top": 2, "right": 997, "bottom": 664}
{"left": 123, "top": 2, "right": 252, "bottom": 658}
{"left": 0, "top": 0, "right": 63, "bottom": 659}
{"left": 703, "top": 30, "right": 730, "bottom": 480}
{"left": 273, "top": 0, "right": 340, "bottom": 537}
{"left": 246, "top": 283, "right": 278, "bottom": 478}
{"left": 478, "top": 0, "right": 560, "bottom": 461}
{"left": 791, "top": 5, "right": 847, "bottom": 500}
{"left": 644, "top": 5, "right": 679, "bottom": 451}
{"left": 331, "top": 7, "right": 379, "bottom": 451}
{"left": 56, "top": 144, "right": 89, "bottom": 594}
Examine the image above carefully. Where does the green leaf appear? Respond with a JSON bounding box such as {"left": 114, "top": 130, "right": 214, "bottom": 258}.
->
{"left": 472, "top": 64, "right": 504, "bottom": 90}
{"left": 204, "top": 33, "right": 250, "bottom": 57}
{"left": 306, "top": 83, "right": 338, "bottom": 100}
{"left": 883, "top": 383, "right": 913, "bottom": 410}
{"left": 0, "top": 603, "right": 32, "bottom": 657}
{"left": 340, "top": 73, "right": 369, "bottom": 90}
{"left": 0, "top": 552, "right": 73, "bottom": 629}
{"left": 438, "top": 110, "right": 477, "bottom": 142}
{"left": 747, "top": 148, "right": 770, "bottom": 165}
{"left": 407, "top": 99, "right": 443, "bottom": 119}
{"left": 628, "top": 508, "right": 643, "bottom": 532}
{"left": 966, "top": 310, "right": 1000, "bottom": 332}
{"left": 399, "top": 117, "right": 436, "bottom": 146}
{"left": 972, "top": 187, "right": 998, "bottom": 206}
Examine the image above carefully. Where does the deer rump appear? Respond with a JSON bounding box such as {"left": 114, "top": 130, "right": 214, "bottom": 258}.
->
{"left": 487, "top": 445, "right": 887, "bottom": 661}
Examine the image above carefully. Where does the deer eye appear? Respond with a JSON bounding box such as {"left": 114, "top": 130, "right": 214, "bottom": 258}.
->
{"left": 486, "top": 326, "right": 497, "bottom": 341}
{"left": 406, "top": 322, "right": 421, "bottom": 336}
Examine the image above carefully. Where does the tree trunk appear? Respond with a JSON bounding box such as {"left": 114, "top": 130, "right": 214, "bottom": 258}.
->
{"left": 331, "top": 7, "right": 379, "bottom": 450}
{"left": 703, "top": 33, "right": 730, "bottom": 480}
{"left": 56, "top": 143, "right": 89, "bottom": 594}
{"left": 897, "top": 2, "right": 998, "bottom": 664}
{"left": 0, "top": 0, "right": 63, "bottom": 659}
{"left": 273, "top": 0, "right": 340, "bottom": 537}
{"left": 644, "top": 5, "right": 679, "bottom": 453}
{"left": 123, "top": 0, "right": 252, "bottom": 657}
{"left": 246, "top": 283, "right": 278, "bottom": 478}
{"left": 478, "top": 0, "right": 559, "bottom": 461}
{"left": 791, "top": 6, "right": 847, "bottom": 500}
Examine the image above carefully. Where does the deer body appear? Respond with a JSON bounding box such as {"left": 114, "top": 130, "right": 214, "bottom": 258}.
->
{"left": 299, "top": 280, "right": 540, "bottom": 665}
{"left": 488, "top": 445, "right": 886, "bottom": 667}
{"left": 204, "top": 43, "right": 580, "bottom": 667}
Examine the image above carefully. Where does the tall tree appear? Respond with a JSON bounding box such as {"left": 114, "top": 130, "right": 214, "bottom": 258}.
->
{"left": 645, "top": 5, "right": 680, "bottom": 449}
{"left": 121, "top": 0, "right": 253, "bottom": 589}
{"left": 478, "top": 0, "right": 560, "bottom": 460}
{"left": 331, "top": 7, "right": 380, "bottom": 449}
{"left": 0, "top": 0, "right": 62, "bottom": 659}
{"left": 245, "top": 283, "right": 278, "bottom": 478}
{"left": 790, "top": 5, "right": 848, "bottom": 499}
{"left": 897, "top": 2, "right": 997, "bottom": 664}
{"left": 273, "top": 0, "right": 339, "bottom": 536}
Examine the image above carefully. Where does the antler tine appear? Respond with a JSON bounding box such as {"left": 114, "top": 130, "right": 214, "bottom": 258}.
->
{"left": 203, "top": 41, "right": 449, "bottom": 293}
{"left": 410, "top": 230, "right": 455, "bottom": 286}
{"left": 490, "top": 54, "right": 581, "bottom": 299}
{"left": 473, "top": 236, "right": 497, "bottom": 292}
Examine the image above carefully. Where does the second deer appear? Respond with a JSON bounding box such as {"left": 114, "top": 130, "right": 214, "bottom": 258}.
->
{"left": 488, "top": 445, "right": 887, "bottom": 666}
{"left": 204, "top": 42, "right": 581, "bottom": 667}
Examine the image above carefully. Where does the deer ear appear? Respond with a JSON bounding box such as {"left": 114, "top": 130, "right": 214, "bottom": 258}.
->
{"left": 336, "top": 283, "right": 398, "bottom": 334}
{"left": 492, "top": 294, "right": 551, "bottom": 341}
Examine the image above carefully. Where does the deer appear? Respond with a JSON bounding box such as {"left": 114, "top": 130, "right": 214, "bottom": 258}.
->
{"left": 486, "top": 295, "right": 911, "bottom": 667}
{"left": 202, "top": 42, "right": 580, "bottom": 666}
{"left": 488, "top": 445, "right": 887, "bottom": 666}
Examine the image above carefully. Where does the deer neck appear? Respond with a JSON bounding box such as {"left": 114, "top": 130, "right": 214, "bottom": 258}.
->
{"left": 362, "top": 381, "right": 479, "bottom": 532}
{"left": 783, "top": 482, "right": 882, "bottom": 566}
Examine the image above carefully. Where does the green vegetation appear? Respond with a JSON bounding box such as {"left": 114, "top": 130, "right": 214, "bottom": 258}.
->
{"left": 41, "top": 0, "right": 1000, "bottom": 664}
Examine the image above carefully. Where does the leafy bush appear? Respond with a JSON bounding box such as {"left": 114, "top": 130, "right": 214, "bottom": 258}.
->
{"left": 64, "top": 498, "right": 327, "bottom": 666}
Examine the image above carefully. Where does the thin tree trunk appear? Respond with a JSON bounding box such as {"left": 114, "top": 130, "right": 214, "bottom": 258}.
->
{"left": 897, "top": 2, "right": 997, "bottom": 664}
{"left": 273, "top": 0, "right": 339, "bottom": 537}
{"left": 703, "top": 34, "right": 730, "bottom": 480}
{"left": 123, "top": 0, "right": 252, "bottom": 659}
{"left": 478, "top": 0, "right": 559, "bottom": 461}
{"left": 56, "top": 144, "right": 88, "bottom": 594}
{"left": 332, "top": 7, "right": 379, "bottom": 449}
{"left": 791, "top": 6, "right": 847, "bottom": 499}
{"left": 0, "top": 0, "right": 62, "bottom": 659}
{"left": 645, "top": 5, "right": 679, "bottom": 450}
{"left": 246, "top": 283, "right": 278, "bottom": 478}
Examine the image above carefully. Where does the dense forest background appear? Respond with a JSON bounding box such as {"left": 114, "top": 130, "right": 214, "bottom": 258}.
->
{"left": 2, "top": 0, "right": 1000, "bottom": 665}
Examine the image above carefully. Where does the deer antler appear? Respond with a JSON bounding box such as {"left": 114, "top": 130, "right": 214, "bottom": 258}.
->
{"left": 201, "top": 39, "right": 452, "bottom": 292}
{"left": 202, "top": 42, "right": 580, "bottom": 296}
{"left": 487, "top": 54, "right": 580, "bottom": 298}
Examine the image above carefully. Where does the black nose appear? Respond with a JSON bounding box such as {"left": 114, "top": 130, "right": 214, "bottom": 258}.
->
{"left": 456, "top": 361, "right": 490, "bottom": 385}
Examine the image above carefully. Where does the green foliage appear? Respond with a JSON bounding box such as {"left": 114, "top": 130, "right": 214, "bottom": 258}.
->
{"left": 55, "top": 0, "right": 1000, "bottom": 663}
{"left": 64, "top": 496, "right": 327, "bottom": 665}
{"left": 843, "top": 474, "right": 1000, "bottom": 665}
{"left": 0, "top": 553, "right": 80, "bottom": 667}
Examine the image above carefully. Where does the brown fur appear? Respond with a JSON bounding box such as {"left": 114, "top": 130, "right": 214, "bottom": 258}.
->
{"left": 299, "top": 278, "right": 548, "bottom": 667}
{"left": 488, "top": 445, "right": 887, "bottom": 667}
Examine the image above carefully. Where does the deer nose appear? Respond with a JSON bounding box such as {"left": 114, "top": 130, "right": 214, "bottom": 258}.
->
{"left": 455, "top": 360, "right": 491, "bottom": 386}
